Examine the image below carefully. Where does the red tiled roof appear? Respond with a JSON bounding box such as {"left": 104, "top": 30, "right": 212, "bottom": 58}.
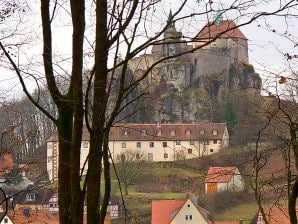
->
{"left": 195, "top": 20, "right": 247, "bottom": 40}
{"left": 6, "top": 209, "right": 59, "bottom": 224}
{"left": 47, "top": 123, "right": 227, "bottom": 142}
{"left": 214, "top": 222, "right": 241, "bottom": 224}
{"left": 0, "top": 154, "right": 13, "bottom": 172}
{"left": 151, "top": 199, "right": 185, "bottom": 224}
{"left": 205, "top": 166, "right": 237, "bottom": 183}
{"left": 258, "top": 206, "right": 298, "bottom": 224}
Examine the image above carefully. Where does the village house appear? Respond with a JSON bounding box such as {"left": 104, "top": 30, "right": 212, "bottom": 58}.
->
{"left": 12, "top": 187, "right": 56, "bottom": 211}
{"left": 251, "top": 205, "right": 298, "bottom": 224}
{"left": 151, "top": 194, "right": 213, "bottom": 224}
{"left": 47, "top": 123, "right": 229, "bottom": 181}
{"left": 47, "top": 192, "right": 120, "bottom": 219}
{"left": 205, "top": 166, "right": 245, "bottom": 194}
{"left": 151, "top": 194, "right": 243, "bottom": 224}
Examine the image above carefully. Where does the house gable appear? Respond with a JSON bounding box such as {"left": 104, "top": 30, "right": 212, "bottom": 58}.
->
{"left": 170, "top": 198, "right": 210, "bottom": 224}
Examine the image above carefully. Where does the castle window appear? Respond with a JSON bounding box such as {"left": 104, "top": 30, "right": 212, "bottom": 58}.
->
{"left": 176, "top": 140, "right": 181, "bottom": 145}
{"left": 136, "top": 142, "right": 141, "bottom": 148}
{"left": 212, "top": 130, "right": 218, "bottom": 135}
{"left": 142, "top": 129, "right": 147, "bottom": 136}
{"left": 185, "top": 129, "right": 191, "bottom": 136}
{"left": 121, "top": 142, "right": 126, "bottom": 148}
{"left": 170, "top": 129, "right": 176, "bottom": 136}
{"left": 164, "top": 153, "right": 168, "bottom": 159}
{"left": 150, "top": 142, "right": 154, "bottom": 148}
{"left": 199, "top": 130, "right": 205, "bottom": 135}
{"left": 188, "top": 149, "right": 192, "bottom": 154}
{"left": 210, "top": 149, "right": 214, "bottom": 153}
{"left": 213, "top": 140, "right": 217, "bottom": 144}
{"left": 163, "top": 142, "right": 167, "bottom": 147}
{"left": 157, "top": 130, "right": 162, "bottom": 136}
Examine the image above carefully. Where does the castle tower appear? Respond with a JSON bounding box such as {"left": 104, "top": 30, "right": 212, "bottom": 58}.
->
{"left": 162, "top": 10, "right": 183, "bottom": 57}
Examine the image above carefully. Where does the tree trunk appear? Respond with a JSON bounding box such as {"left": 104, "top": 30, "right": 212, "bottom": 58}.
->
{"left": 289, "top": 177, "right": 298, "bottom": 224}
{"left": 57, "top": 107, "right": 73, "bottom": 224}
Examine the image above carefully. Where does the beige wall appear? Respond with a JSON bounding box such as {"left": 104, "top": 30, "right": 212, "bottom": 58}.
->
{"left": 170, "top": 199, "right": 208, "bottom": 224}
{"left": 47, "top": 136, "right": 228, "bottom": 181}
{"left": 109, "top": 139, "right": 223, "bottom": 162}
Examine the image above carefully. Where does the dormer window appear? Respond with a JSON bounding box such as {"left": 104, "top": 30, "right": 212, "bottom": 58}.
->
{"left": 212, "top": 130, "right": 218, "bottom": 135}
{"left": 122, "top": 130, "right": 129, "bottom": 136}
{"left": 185, "top": 129, "right": 191, "bottom": 136}
{"left": 26, "top": 193, "right": 35, "bottom": 202}
{"left": 157, "top": 130, "right": 162, "bottom": 136}
{"left": 142, "top": 129, "right": 147, "bottom": 136}
{"left": 199, "top": 130, "right": 205, "bottom": 135}
{"left": 170, "top": 129, "right": 176, "bottom": 136}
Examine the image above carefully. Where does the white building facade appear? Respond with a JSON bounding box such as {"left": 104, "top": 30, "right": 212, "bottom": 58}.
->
{"left": 47, "top": 123, "right": 229, "bottom": 181}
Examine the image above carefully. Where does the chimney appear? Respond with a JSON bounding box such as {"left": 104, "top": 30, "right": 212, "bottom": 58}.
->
{"left": 23, "top": 208, "right": 30, "bottom": 217}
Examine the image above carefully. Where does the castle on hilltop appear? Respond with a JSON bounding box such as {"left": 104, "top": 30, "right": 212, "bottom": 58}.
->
{"left": 124, "top": 12, "right": 262, "bottom": 123}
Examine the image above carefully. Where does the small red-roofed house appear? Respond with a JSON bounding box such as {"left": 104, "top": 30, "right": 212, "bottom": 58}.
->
{"left": 151, "top": 194, "right": 213, "bottom": 224}
{"left": 205, "top": 166, "right": 245, "bottom": 194}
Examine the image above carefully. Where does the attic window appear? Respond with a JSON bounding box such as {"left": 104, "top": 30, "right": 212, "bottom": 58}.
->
{"left": 170, "top": 129, "right": 176, "bottom": 136}
{"left": 185, "top": 129, "right": 191, "bottom": 136}
{"left": 122, "top": 130, "right": 129, "bottom": 136}
{"left": 26, "top": 193, "right": 35, "bottom": 202}
{"left": 142, "top": 129, "right": 147, "bottom": 136}
{"left": 212, "top": 130, "right": 218, "bottom": 135}
{"left": 199, "top": 130, "right": 205, "bottom": 135}
{"left": 157, "top": 130, "right": 162, "bottom": 136}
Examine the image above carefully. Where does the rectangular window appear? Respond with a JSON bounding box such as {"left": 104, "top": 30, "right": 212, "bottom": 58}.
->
{"left": 4, "top": 218, "right": 8, "bottom": 223}
{"left": 189, "top": 215, "right": 192, "bottom": 220}
{"left": 176, "top": 140, "right": 181, "bottom": 145}
{"left": 149, "top": 142, "right": 154, "bottom": 148}
{"left": 136, "top": 142, "right": 141, "bottom": 148}
{"left": 148, "top": 153, "right": 153, "bottom": 161}
{"left": 26, "top": 194, "right": 35, "bottom": 202}
{"left": 164, "top": 153, "right": 168, "bottom": 159}
{"left": 188, "top": 149, "right": 192, "bottom": 154}
{"left": 163, "top": 142, "right": 167, "bottom": 147}
{"left": 210, "top": 148, "right": 214, "bottom": 153}
{"left": 185, "top": 215, "right": 188, "bottom": 220}
{"left": 190, "top": 140, "right": 195, "bottom": 145}
{"left": 213, "top": 139, "right": 217, "bottom": 144}
{"left": 83, "top": 141, "right": 89, "bottom": 148}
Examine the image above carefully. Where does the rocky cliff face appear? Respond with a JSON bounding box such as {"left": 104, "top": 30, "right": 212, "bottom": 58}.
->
{"left": 126, "top": 59, "right": 262, "bottom": 123}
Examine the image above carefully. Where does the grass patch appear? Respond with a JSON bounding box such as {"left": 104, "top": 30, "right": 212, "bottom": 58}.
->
{"left": 213, "top": 202, "right": 258, "bottom": 223}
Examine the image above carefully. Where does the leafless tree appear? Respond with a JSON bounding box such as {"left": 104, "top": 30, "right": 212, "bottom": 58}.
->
{"left": 0, "top": 0, "right": 297, "bottom": 224}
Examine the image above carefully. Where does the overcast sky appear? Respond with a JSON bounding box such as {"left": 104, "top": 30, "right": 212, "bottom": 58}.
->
{"left": 0, "top": 0, "right": 297, "bottom": 98}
